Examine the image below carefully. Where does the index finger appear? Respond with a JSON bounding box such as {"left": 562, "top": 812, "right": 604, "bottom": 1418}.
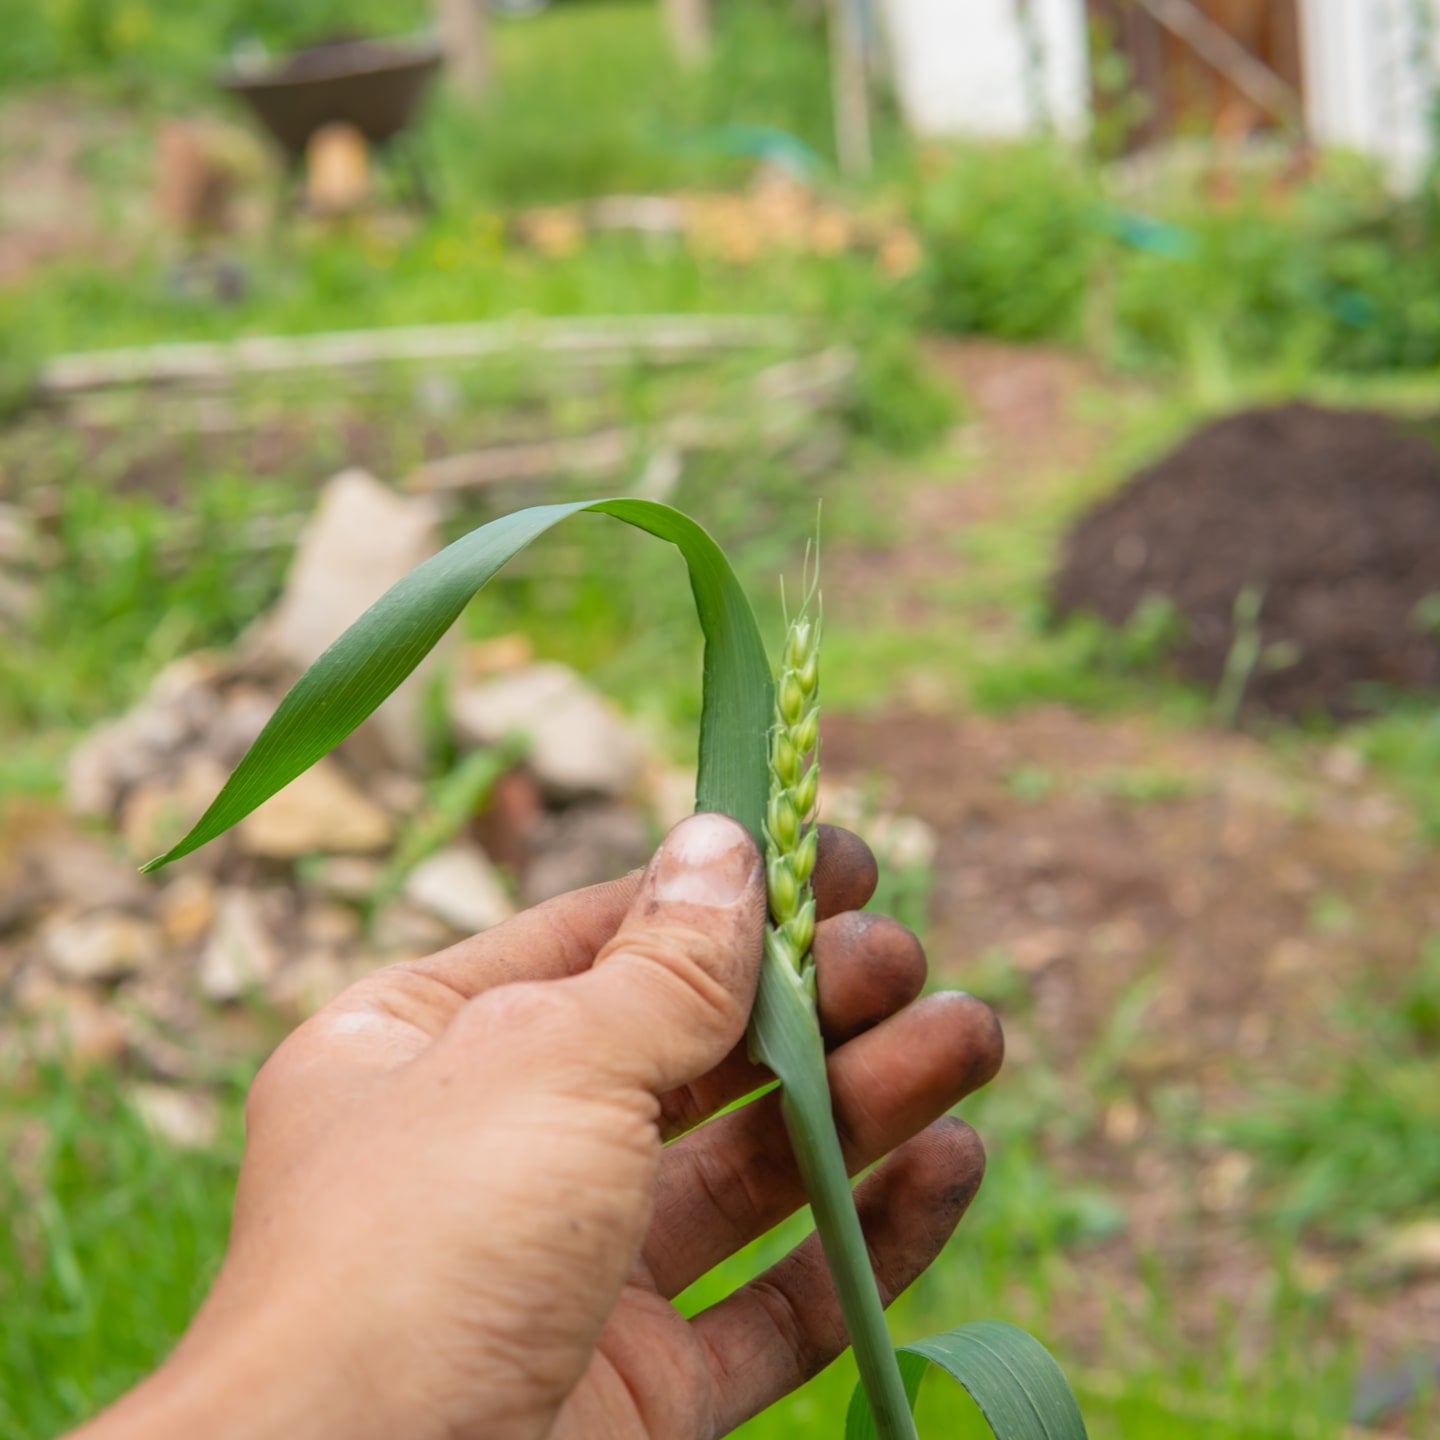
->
{"left": 293, "top": 824, "right": 879, "bottom": 1064}
{"left": 399, "top": 822, "right": 876, "bottom": 1000}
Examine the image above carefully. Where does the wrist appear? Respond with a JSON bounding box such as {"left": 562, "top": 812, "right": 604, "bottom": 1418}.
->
{"left": 71, "top": 1278, "right": 394, "bottom": 1440}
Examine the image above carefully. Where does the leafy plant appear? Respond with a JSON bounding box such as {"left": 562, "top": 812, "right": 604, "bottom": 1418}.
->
{"left": 915, "top": 146, "right": 1100, "bottom": 343}
{"left": 144, "top": 498, "right": 1084, "bottom": 1438}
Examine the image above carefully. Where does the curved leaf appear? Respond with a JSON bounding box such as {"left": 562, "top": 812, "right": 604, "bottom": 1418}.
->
{"left": 845, "top": 1321, "right": 1087, "bottom": 1440}
{"left": 142, "top": 498, "right": 772, "bottom": 871}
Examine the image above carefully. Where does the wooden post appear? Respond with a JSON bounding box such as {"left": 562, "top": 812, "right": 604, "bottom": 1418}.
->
{"left": 829, "top": 0, "right": 872, "bottom": 175}
{"left": 436, "top": 0, "right": 491, "bottom": 96}
{"left": 663, "top": 0, "right": 712, "bottom": 68}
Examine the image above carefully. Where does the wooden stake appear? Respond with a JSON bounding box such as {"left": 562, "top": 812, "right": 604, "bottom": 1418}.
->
{"left": 435, "top": 0, "right": 492, "bottom": 96}
{"left": 663, "top": 0, "right": 712, "bottom": 68}
{"left": 39, "top": 316, "right": 803, "bottom": 397}
{"left": 828, "top": 0, "right": 872, "bottom": 176}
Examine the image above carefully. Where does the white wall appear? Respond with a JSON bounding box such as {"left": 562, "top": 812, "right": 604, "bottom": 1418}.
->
{"left": 883, "top": 0, "right": 1440, "bottom": 186}
{"left": 883, "top": 0, "right": 1090, "bottom": 140}
{"left": 1299, "top": 0, "right": 1438, "bottom": 185}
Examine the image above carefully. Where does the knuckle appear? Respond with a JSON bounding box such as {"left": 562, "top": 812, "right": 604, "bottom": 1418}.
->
{"left": 750, "top": 1257, "right": 840, "bottom": 1379}
{"left": 686, "top": 1139, "right": 772, "bottom": 1242}
{"left": 610, "top": 925, "right": 750, "bottom": 1039}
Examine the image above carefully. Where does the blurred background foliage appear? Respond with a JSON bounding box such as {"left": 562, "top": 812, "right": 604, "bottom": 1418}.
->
{"left": 6, "top": 2, "right": 1440, "bottom": 1438}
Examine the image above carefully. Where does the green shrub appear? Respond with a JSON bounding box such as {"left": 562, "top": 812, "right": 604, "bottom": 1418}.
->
{"left": 848, "top": 329, "right": 957, "bottom": 453}
{"left": 914, "top": 145, "right": 1102, "bottom": 342}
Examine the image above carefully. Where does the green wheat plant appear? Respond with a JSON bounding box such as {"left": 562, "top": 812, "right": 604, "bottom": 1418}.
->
{"left": 143, "top": 498, "right": 1086, "bottom": 1440}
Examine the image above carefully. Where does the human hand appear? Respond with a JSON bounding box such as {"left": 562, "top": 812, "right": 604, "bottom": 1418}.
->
{"left": 78, "top": 813, "right": 1001, "bottom": 1440}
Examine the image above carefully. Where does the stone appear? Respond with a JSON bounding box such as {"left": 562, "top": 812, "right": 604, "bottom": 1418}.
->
{"left": 128, "top": 1084, "right": 219, "bottom": 1150}
{"left": 644, "top": 763, "right": 696, "bottom": 832}
{"left": 141, "top": 654, "right": 225, "bottom": 735}
{"left": 521, "top": 802, "right": 651, "bottom": 905}
{"left": 238, "top": 758, "right": 393, "bottom": 859}
{"left": 67, "top": 716, "right": 158, "bottom": 819}
{"left": 814, "top": 785, "right": 937, "bottom": 871}
{"left": 459, "top": 633, "right": 534, "bottom": 682}
{"left": 473, "top": 767, "right": 545, "bottom": 871}
{"left": 30, "top": 831, "right": 149, "bottom": 915}
{"left": 0, "top": 571, "right": 37, "bottom": 626}
{"left": 1010, "top": 926, "right": 1072, "bottom": 974}
{"left": 371, "top": 900, "right": 457, "bottom": 959}
{"left": 199, "top": 890, "right": 283, "bottom": 1001}
{"left": 267, "top": 951, "right": 356, "bottom": 1018}
{"left": 69, "top": 657, "right": 225, "bottom": 818}
{"left": 264, "top": 469, "right": 443, "bottom": 768}
{"left": 121, "top": 756, "right": 230, "bottom": 864}
{"left": 309, "top": 856, "right": 385, "bottom": 903}
{"left": 370, "top": 772, "right": 425, "bottom": 816}
{"left": 404, "top": 845, "right": 514, "bottom": 935}
{"left": 41, "top": 911, "right": 162, "bottom": 983}
{"left": 301, "top": 901, "right": 363, "bottom": 948}
{"left": 1101, "top": 1099, "right": 1142, "bottom": 1145}
{"left": 1370, "top": 1220, "right": 1440, "bottom": 1278}
{"left": 869, "top": 814, "right": 938, "bottom": 871}
{"left": 0, "top": 501, "right": 33, "bottom": 566}
{"left": 18, "top": 980, "right": 132, "bottom": 1069}
{"left": 122, "top": 1016, "right": 202, "bottom": 1083}
{"left": 0, "top": 851, "right": 38, "bottom": 934}
{"left": 210, "top": 685, "right": 277, "bottom": 765}
{"left": 156, "top": 873, "right": 217, "bottom": 947}
{"left": 451, "top": 662, "right": 644, "bottom": 801}
{"left": 1199, "top": 1151, "right": 1252, "bottom": 1213}
{"left": 1320, "top": 745, "right": 1367, "bottom": 787}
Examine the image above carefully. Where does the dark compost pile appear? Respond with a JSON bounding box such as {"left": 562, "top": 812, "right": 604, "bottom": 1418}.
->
{"left": 1053, "top": 403, "right": 1440, "bottom": 719}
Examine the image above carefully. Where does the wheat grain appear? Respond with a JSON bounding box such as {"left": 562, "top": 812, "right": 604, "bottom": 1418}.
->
{"left": 764, "top": 594, "right": 821, "bottom": 996}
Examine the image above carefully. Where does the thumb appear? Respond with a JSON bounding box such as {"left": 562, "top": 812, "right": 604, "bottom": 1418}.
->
{"left": 571, "top": 811, "right": 765, "bottom": 1095}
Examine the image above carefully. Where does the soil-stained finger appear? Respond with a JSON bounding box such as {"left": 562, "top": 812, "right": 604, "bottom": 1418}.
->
{"left": 693, "top": 1117, "right": 986, "bottom": 1435}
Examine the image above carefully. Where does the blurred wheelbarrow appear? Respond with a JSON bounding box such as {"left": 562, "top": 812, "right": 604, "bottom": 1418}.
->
{"left": 220, "top": 34, "right": 444, "bottom": 210}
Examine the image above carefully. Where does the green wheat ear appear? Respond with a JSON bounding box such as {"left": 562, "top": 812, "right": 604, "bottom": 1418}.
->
{"left": 140, "top": 494, "right": 1086, "bottom": 1440}
{"left": 764, "top": 581, "right": 821, "bottom": 996}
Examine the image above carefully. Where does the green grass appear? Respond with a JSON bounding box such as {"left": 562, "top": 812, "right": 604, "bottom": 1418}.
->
{"left": 1216, "top": 941, "right": 1440, "bottom": 1246}
{"left": 0, "top": 1049, "right": 1360, "bottom": 1440}
{"left": 7, "top": 5, "right": 1440, "bottom": 1434}
{"left": 0, "top": 1062, "right": 245, "bottom": 1438}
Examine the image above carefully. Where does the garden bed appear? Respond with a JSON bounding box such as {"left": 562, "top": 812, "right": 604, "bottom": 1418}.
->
{"left": 1054, "top": 403, "right": 1440, "bottom": 720}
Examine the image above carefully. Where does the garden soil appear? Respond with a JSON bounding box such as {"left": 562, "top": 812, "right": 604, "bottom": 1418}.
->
{"left": 1053, "top": 403, "right": 1440, "bottom": 719}
{"left": 823, "top": 346, "right": 1440, "bottom": 1421}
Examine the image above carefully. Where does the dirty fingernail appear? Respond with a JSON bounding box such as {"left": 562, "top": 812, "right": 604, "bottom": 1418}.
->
{"left": 651, "top": 812, "right": 758, "bottom": 907}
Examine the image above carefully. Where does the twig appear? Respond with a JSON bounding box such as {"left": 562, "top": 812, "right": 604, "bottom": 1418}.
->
{"left": 38, "top": 315, "right": 804, "bottom": 397}
{"left": 407, "top": 347, "right": 855, "bottom": 494}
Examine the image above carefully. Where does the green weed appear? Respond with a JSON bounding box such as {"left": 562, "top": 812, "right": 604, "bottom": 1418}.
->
{"left": 0, "top": 1061, "right": 245, "bottom": 1438}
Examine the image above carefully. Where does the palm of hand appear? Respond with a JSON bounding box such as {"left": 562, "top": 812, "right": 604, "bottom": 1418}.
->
{"left": 220, "top": 825, "right": 999, "bottom": 1440}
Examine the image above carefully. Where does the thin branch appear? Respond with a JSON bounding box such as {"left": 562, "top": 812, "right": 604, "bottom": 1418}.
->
{"left": 38, "top": 316, "right": 803, "bottom": 396}
{"left": 1133, "top": 0, "right": 1304, "bottom": 129}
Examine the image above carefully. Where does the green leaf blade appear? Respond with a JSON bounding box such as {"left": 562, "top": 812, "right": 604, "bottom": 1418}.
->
{"left": 142, "top": 499, "right": 772, "bottom": 871}
{"left": 846, "top": 1321, "right": 1087, "bottom": 1440}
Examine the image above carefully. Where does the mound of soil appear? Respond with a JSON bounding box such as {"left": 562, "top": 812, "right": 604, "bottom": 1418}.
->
{"left": 1053, "top": 403, "right": 1440, "bottom": 719}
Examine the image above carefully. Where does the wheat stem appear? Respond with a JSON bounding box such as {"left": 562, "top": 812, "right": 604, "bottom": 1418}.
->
{"left": 756, "top": 581, "right": 920, "bottom": 1440}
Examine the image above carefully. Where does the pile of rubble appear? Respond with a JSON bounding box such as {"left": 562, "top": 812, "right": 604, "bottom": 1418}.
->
{"left": 1, "top": 465, "right": 935, "bottom": 1144}
{"left": 0, "top": 469, "right": 671, "bottom": 1089}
